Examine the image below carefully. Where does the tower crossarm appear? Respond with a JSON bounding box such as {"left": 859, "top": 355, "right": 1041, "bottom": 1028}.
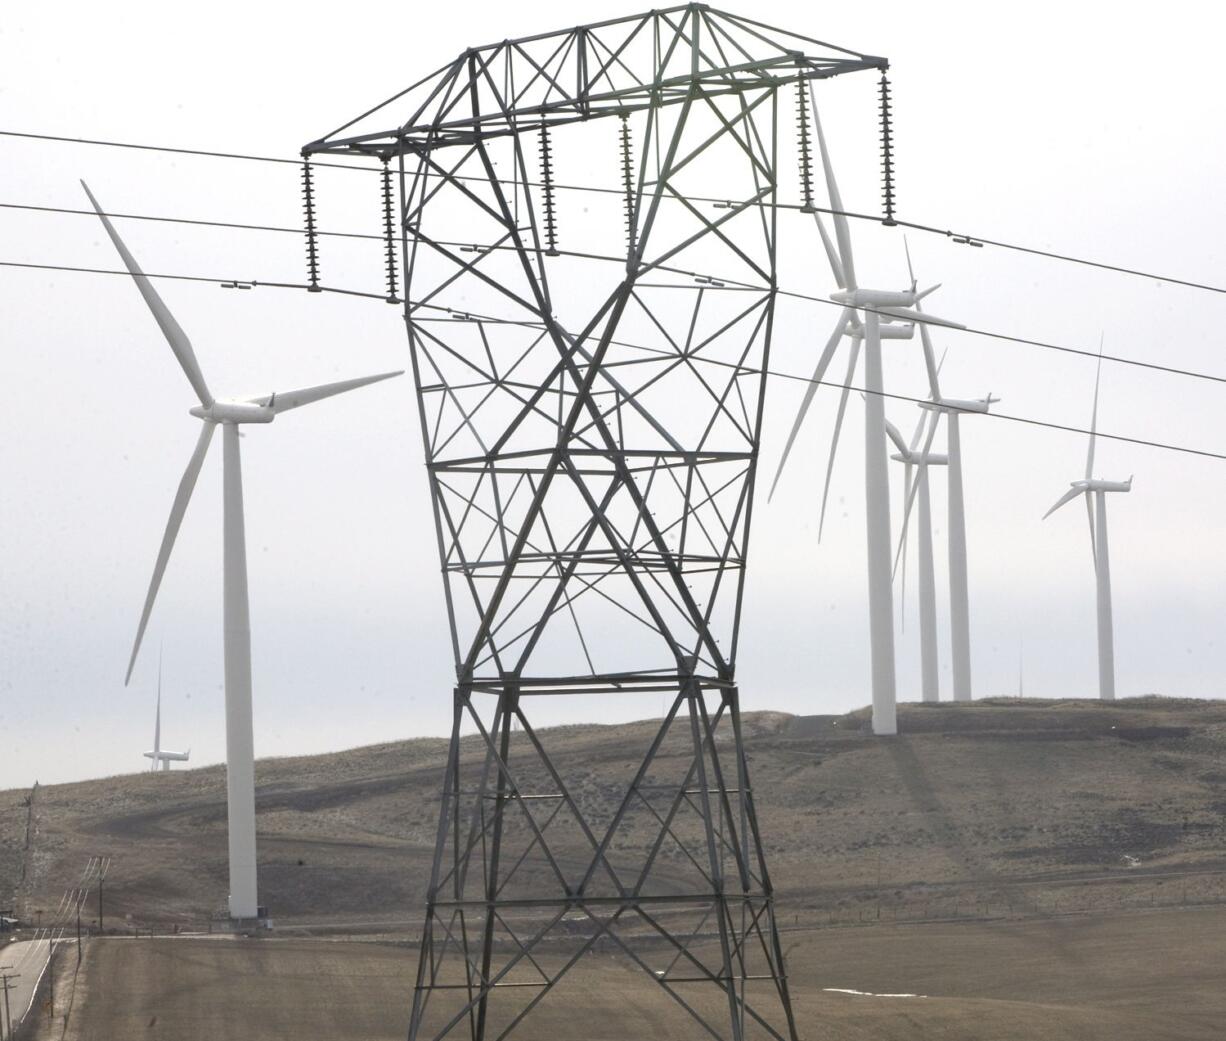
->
{"left": 303, "top": 5, "right": 884, "bottom": 160}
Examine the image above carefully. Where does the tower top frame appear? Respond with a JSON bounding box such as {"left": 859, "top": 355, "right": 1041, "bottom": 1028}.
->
{"left": 303, "top": 3, "right": 885, "bottom": 159}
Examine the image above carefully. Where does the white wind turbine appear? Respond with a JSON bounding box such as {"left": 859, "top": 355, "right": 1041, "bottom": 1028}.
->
{"left": 1043, "top": 352, "right": 1131, "bottom": 700}
{"left": 911, "top": 391, "right": 998, "bottom": 703}
{"left": 83, "top": 182, "right": 402, "bottom": 918}
{"left": 892, "top": 259, "right": 996, "bottom": 706}
{"left": 144, "top": 650, "right": 190, "bottom": 772}
{"left": 769, "top": 97, "right": 961, "bottom": 735}
{"left": 886, "top": 412, "right": 947, "bottom": 703}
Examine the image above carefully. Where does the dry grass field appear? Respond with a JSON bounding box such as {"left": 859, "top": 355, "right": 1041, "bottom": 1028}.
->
{"left": 25, "top": 906, "right": 1226, "bottom": 1041}
{"left": 4, "top": 696, "right": 1226, "bottom": 1038}
{"left": 5, "top": 698, "right": 1226, "bottom": 929}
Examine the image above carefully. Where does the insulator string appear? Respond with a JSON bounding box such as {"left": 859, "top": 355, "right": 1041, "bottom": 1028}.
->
{"left": 301, "top": 158, "right": 322, "bottom": 291}
{"left": 538, "top": 118, "right": 559, "bottom": 257}
{"left": 879, "top": 71, "right": 897, "bottom": 226}
{"left": 796, "top": 76, "right": 817, "bottom": 214}
{"left": 619, "top": 114, "right": 637, "bottom": 256}
{"left": 381, "top": 158, "right": 401, "bottom": 304}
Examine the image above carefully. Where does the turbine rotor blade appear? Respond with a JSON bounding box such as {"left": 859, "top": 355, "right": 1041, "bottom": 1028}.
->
{"left": 809, "top": 84, "right": 856, "bottom": 289}
{"left": 125, "top": 422, "right": 215, "bottom": 684}
{"left": 252, "top": 370, "right": 403, "bottom": 414}
{"left": 902, "top": 246, "right": 945, "bottom": 400}
{"left": 877, "top": 305, "right": 965, "bottom": 329}
{"left": 80, "top": 181, "right": 213, "bottom": 408}
{"left": 898, "top": 459, "right": 914, "bottom": 631}
{"left": 817, "top": 336, "right": 861, "bottom": 539}
{"left": 1042, "top": 486, "right": 1083, "bottom": 521}
{"left": 768, "top": 308, "right": 854, "bottom": 501}
{"left": 1085, "top": 491, "right": 1098, "bottom": 567}
{"left": 893, "top": 408, "right": 940, "bottom": 578}
{"left": 884, "top": 417, "right": 910, "bottom": 456}
{"left": 907, "top": 404, "right": 928, "bottom": 454}
{"left": 1086, "top": 339, "right": 1103, "bottom": 480}
{"left": 917, "top": 311, "right": 943, "bottom": 400}
{"left": 811, "top": 213, "right": 846, "bottom": 290}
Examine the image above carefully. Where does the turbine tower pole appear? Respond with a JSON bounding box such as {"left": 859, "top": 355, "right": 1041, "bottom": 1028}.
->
{"left": 221, "top": 421, "right": 259, "bottom": 919}
{"left": 946, "top": 411, "right": 973, "bottom": 702}
{"left": 1094, "top": 489, "right": 1116, "bottom": 700}
{"left": 863, "top": 309, "right": 897, "bottom": 734}
{"left": 84, "top": 179, "right": 400, "bottom": 921}
{"left": 916, "top": 464, "right": 940, "bottom": 702}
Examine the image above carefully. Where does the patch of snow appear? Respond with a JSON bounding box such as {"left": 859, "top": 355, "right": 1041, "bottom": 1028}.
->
{"left": 824, "top": 988, "right": 927, "bottom": 999}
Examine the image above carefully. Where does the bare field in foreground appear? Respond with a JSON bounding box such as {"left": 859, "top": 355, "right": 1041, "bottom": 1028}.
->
{"left": 29, "top": 906, "right": 1226, "bottom": 1041}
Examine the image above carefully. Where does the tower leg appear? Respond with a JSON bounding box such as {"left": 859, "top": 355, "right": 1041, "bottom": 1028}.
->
{"left": 863, "top": 310, "right": 897, "bottom": 734}
{"left": 947, "top": 413, "right": 973, "bottom": 702}
{"left": 406, "top": 683, "right": 797, "bottom": 1041}
{"left": 222, "top": 422, "right": 259, "bottom": 919}
{"left": 1094, "top": 491, "right": 1116, "bottom": 700}
{"left": 917, "top": 469, "right": 940, "bottom": 702}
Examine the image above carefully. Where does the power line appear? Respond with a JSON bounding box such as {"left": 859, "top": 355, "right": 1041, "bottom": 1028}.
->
{"left": 4, "top": 253, "right": 1221, "bottom": 461}
{"left": 5, "top": 127, "right": 1225, "bottom": 296}
{"left": 409, "top": 311, "right": 1226, "bottom": 464}
{"left": 0, "top": 260, "right": 390, "bottom": 302}
{"left": 0, "top": 202, "right": 381, "bottom": 242}
{"left": 0, "top": 129, "right": 374, "bottom": 176}
{"left": 5, "top": 202, "right": 1226, "bottom": 390}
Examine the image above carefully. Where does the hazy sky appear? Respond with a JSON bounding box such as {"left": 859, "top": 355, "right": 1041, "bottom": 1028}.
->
{"left": 3, "top": 0, "right": 1225, "bottom": 790}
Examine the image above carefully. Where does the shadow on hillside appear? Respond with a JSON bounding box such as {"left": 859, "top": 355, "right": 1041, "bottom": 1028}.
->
{"left": 885, "top": 737, "right": 1081, "bottom": 961}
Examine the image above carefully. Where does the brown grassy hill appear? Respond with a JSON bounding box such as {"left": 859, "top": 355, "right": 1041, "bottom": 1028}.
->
{"left": 5, "top": 697, "right": 1226, "bottom": 929}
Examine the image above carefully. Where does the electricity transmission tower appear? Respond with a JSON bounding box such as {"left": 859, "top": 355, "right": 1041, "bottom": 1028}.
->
{"left": 304, "top": 6, "right": 884, "bottom": 1038}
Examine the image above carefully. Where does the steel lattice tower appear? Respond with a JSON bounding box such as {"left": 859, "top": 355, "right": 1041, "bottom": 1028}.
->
{"left": 304, "top": 7, "right": 884, "bottom": 1038}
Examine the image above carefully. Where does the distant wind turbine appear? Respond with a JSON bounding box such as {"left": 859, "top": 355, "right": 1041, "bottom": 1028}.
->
{"left": 886, "top": 412, "right": 947, "bottom": 703}
{"left": 769, "top": 90, "right": 961, "bottom": 736}
{"left": 1043, "top": 349, "right": 1131, "bottom": 700}
{"left": 914, "top": 391, "right": 999, "bottom": 702}
{"left": 83, "top": 181, "right": 402, "bottom": 918}
{"left": 144, "top": 650, "right": 189, "bottom": 772}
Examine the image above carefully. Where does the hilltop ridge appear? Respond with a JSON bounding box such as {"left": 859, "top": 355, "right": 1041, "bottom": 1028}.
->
{"left": 4, "top": 697, "right": 1225, "bottom": 928}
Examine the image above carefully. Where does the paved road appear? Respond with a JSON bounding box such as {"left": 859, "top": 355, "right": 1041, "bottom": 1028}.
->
{"left": 0, "top": 937, "right": 63, "bottom": 1035}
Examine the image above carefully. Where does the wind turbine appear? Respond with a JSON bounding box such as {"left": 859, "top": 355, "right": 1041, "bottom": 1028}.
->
{"left": 144, "top": 650, "right": 190, "bottom": 772}
{"left": 912, "top": 392, "right": 998, "bottom": 703}
{"left": 1043, "top": 352, "right": 1131, "bottom": 700}
{"left": 891, "top": 244, "right": 993, "bottom": 706}
{"left": 886, "top": 412, "right": 947, "bottom": 703}
{"left": 769, "top": 98, "right": 961, "bottom": 735}
{"left": 83, "top": 181, "right": 402, "bottom": 918}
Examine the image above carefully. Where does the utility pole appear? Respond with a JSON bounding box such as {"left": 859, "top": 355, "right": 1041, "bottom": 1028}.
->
{"left": 96, "top": 857, "right": 109, "bottom": 935}
{"left": 0, "top": 968, "right": 19, "bottom": 1041}
{"left": 75, "top": 896, "right": 82, "bottom": 963}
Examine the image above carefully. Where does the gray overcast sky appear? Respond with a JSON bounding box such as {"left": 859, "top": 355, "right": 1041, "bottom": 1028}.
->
{"left": 3, "top": 0, "right": 1225, "bottom": 790}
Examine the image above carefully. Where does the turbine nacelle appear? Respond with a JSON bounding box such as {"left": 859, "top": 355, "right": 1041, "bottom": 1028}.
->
{"left": 880, "top": 323, "right": 916, "bottom": 341}
{"left": 891, "top": 451, "right": 948, "bottom": 466}
{"left": 189, "top": 400, "right": 276, "bottom": 424}
{"left": 1072, "top": 477, "right": 1133, "bottom": 494}
{"left": 843, "top": 320, "right": 914, "bottom": 340}
{"left": 920, "top": 394, "right": 999, "bottom": 415}
{"left": 830, "top": 284, "right": 938, "bottom": 309}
